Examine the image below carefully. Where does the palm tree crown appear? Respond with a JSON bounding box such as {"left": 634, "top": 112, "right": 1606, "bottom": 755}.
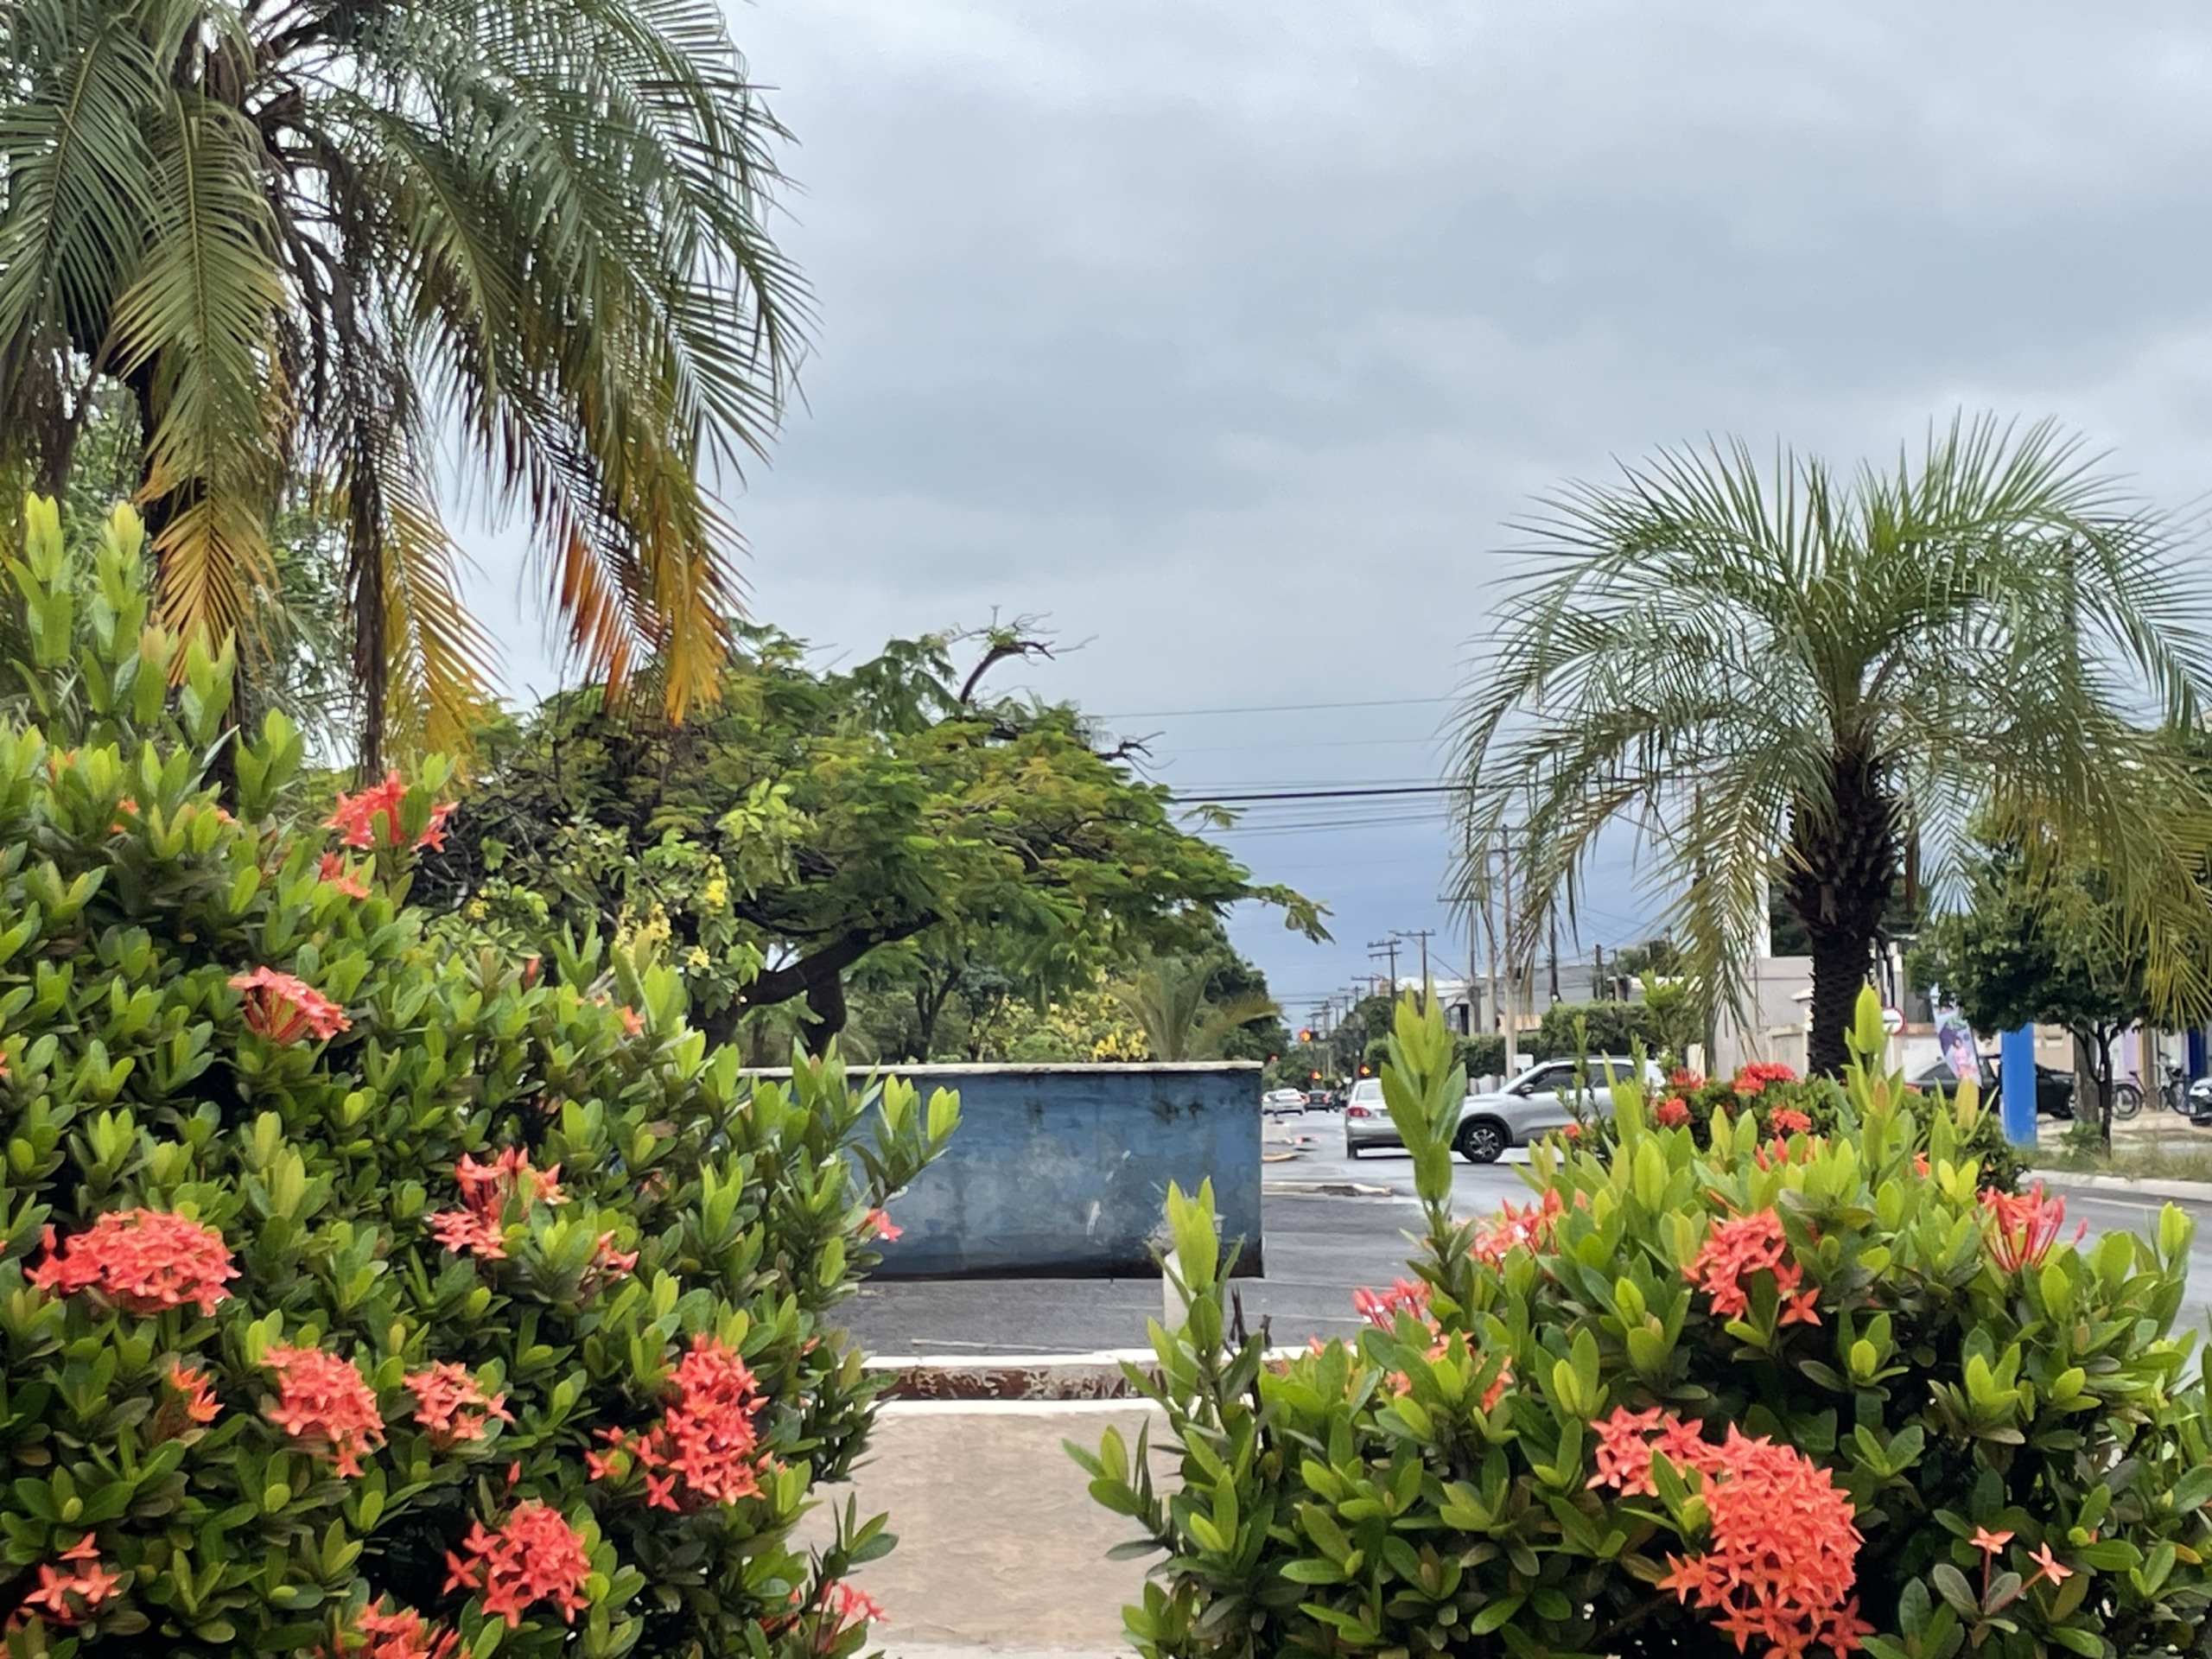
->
{"left": 1455, "top": 416, "right": 2212, "bottom": 1073}
{"left": 0, "top": 0, "right": 804, "bottom": 762}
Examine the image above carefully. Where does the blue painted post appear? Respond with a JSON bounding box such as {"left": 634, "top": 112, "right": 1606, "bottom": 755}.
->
{"left": 1999, "top": 1026, "right": 2037, "bottom": 1147}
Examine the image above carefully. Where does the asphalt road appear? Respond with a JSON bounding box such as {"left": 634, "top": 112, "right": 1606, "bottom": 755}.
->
{"left": 840, "top": 1109, "right": 2212, "bottom": 1356}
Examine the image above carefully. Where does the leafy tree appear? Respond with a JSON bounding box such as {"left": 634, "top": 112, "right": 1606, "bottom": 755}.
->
{"left": 1458, "top": 416, "right": 2212, "bottom": 1072}
{"left": 1109, "top": 955, "right": 1279, "bottom": 1063}
{"left": 418, "top": 625, "right": 1323, "bottom": 1052}
{"left": 1913, "top": 840, "right": 2166, "bottom": 1143}
{"left": 0, "top": 0, "right": 803, "bottom": 763}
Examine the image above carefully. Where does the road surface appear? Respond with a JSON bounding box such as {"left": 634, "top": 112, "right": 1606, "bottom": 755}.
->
{"left": 842, "top": 1109, "right": 2212, "bottom": 1355}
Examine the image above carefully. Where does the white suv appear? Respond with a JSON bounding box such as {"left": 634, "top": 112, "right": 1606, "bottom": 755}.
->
{"left": 1344, "top": 1058, "right": 1658, "bottom": 1161}
{"left": 1455, "top": 1057, "right": 1657, "bottom": 1163}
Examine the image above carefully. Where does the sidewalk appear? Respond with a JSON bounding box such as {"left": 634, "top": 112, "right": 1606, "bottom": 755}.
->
{"left": 803, "top": 1399, "right": 1165, "bottom": 1658}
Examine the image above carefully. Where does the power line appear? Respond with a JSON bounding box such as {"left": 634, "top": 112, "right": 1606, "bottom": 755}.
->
{"left": 1174, "top": 784, "right": 1460, "bottom": 804}
{"left": 1103, "top": 694, "right": 1456, "bottom": 720}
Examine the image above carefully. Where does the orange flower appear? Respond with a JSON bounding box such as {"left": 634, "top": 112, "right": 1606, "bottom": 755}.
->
{"left": 1769, "top": 1107, "right": 1813, "bottom": 1135}
{"left": 815, "top": 1580, "right": 884, "bottom": 1650}
{"left": 327, "top": 772, "right": 454, "bottom": 852}
{"left": 619, "top": 1007, "right": 644, "bottom": 1037}
{"left": 339, "top": 1599, "right": 460, "bottom": 1659}
{"left": 1684, "top": 1209, "right": 1816, "bottom": 1325}
{"left": 1471, "top": 1188, "right": 1563, "bottom": 1265}
{"left": 1970, "top": 1526, "right": 2014, "bottom": 1555}
{"left": 18, "top": 1535, "right": 124, "bottom": 1626}
{"left": 263, "top": 1344, "right": 385, "bottom": 1476}
{"left": 231, "top": 966, "right": 350, "bottom": 1043}
{"left": 590, "top": 1335, "right": 769, "bottom": 1510}
{"left": 167, "top": 1358, "right": 221, "bottom": 1425}
{"left": 442, "top": 1501, "right": 592, "bottom": 1627}
{"left": 1351, "top": 1277, "right": 1429, "bottom": 1329}
{"left": 1588, "top": 1405, "right": 1667, "bottom": 1494}
{"left": 28, "top": 1209, "right": 237, "bottom": 1314}
{"left": 404, "top": 1363, "right": 514, "bottom": 1446}
{"left": 2026, "top": 1541, "right": 2072, "bottom": 1587}
{"left": 1980, "top": 1183, "right": 2078, "bottom": 1274}
{"left": 863, "top": 1208, "right": 902, "bottom": 1242}
{"left": 426, "top": 1149, "right": 565, "bottom": 1261}
{"left": 1595, "top": 1412, "right": 1864, "bottom": 1658}
{"left": 318, "top": 853, "right": 372, "bottom": 899}
{"left": 1656, "top": 1096, "right": 1691, "bottom": 1127}
{"left": 1732, "top": 1060, "right": 1796, "bottom": 1094}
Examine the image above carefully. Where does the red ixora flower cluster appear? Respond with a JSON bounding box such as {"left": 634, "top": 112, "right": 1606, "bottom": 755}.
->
{"left": 427, "top": 1148, "right": 564, "bottom": 1260}
{"left": 327, "top": 772, "right": 454, "bottom": 853}
{"left": 336, "top": 1600, "right": 461, "bottom": 1659}
{"left": 1590, "top": 1408, "right": 1867, "bottom": 1658}
{"left": 404, "top": 1363, "right": 513, "bottom": 1446}
{"left": 264, "top": 1344, "right": 386, "bottom": 1476}
{"left": 232, "top": 967, "right": 350, "bottom": 1043}
{"left": 1769, "top": 1107, "right": 1814, "bottom": 1135}
{"left": 1471, "top": 1188, "right": 1566, "bottom": 1265}
{"left": 1685, "top": 1209, "right": 1819, "bottom": 1325}
{"left": 442, "top": 1501, "right": 592, "bottom": 1627}
{"left": 318, "top": 853, "right": 372, "bottom": 899}
{"left": 1352, "top": 1277, "right": 1431, "bottom": 1329}
{"left": 1656, "top": 1096, "right": 1692, "bottom": 1127}
{"left": 1980, "top": 1183, "right": 2081, "bottom": 1274}
{"left": 28, "top": 1208, "right": 238, "bottom": 1314}
{"left": 16, "top": 1535, "right": 124, "bottom": 1629}
{"left": 1733, "top": 1061, "right": 1797, "bottom": 1095}
{"left": 589, "top": 1334, "right": 769, "bottom": 1510}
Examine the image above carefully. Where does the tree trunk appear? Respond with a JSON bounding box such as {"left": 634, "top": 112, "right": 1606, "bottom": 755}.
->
{"left": 1782, "top": 747, "right": 1898, "bottom": 1076}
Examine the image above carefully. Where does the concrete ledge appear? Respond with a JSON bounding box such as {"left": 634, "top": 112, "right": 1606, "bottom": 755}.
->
{"left": 2031, "top": 1168, "right": 2212, "bottom": 1204}
{"left": 867, "top": 1351, "right": 1154, "bottom": 1401}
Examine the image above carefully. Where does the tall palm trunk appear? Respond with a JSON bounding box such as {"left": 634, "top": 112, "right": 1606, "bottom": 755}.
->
{"left": 1783, "top": 748, "right": 1898, "bottom": 1074}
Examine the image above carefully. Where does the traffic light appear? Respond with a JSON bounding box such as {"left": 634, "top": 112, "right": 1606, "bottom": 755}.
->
{"left": 1297, "top": 1027, "right": 1314, "bottom": 1042}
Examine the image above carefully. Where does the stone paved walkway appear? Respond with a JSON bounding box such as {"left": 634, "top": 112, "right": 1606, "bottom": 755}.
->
{"left": 803, "top": 1400, "right": 1166, "bottom": 1657}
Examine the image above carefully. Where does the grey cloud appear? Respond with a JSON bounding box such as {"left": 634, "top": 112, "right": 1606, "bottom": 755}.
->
{"left": 463, "top": 0, "right": 2212, "bottom": 998}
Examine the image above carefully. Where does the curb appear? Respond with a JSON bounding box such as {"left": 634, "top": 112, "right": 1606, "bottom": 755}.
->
{"left": 2031, "top": 1168, "right": 2212, "bottom": 1205}
{"left": 1262, "top": 1179, "right": 1402, "bottom": 1198}
{"left": 864, "top": 1347, "right": 1306, "bottom": 1402}
{"left": 863, "top": 1349, "right": 1152, "bottom": 1402}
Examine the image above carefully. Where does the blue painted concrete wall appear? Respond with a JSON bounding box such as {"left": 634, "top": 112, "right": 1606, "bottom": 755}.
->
{"left": 791, "top": 1063, "right": 1262, "bottom": 1279}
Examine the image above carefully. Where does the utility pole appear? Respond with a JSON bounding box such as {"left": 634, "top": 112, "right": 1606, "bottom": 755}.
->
{"left": 1395, "top": 929, "right": 1435, "bottom": 1010}
{"left": 1499, "top": 829, "right": 1519, "bottom": 1077}
{"left": 1547, "top": 912, "right": 1560, "bottom": 1005}
{"left": 1369, "top": 938, "right": 1402, "bottom": 1001}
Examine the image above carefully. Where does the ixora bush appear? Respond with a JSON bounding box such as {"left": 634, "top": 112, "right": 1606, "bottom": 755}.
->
{"left": 1643, "top": 1060, "right": 2023, "bottom": 1193}
{"left": 0, "top": 499, "right": 957, "bottom": 1656}
{"left": 1077, "top": 989, "right": 2212, "bottom": 1659}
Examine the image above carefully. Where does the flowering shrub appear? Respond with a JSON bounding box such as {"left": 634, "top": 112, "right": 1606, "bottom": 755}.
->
{"left": 1077, "top": 988, "right": 2212, "bottom": 1659}
{"left": 1650, "top": 1060, "right": 2023, "bottom": 1192}
{"left": 0, "top": 502, "right": 957, "bottom": 1656}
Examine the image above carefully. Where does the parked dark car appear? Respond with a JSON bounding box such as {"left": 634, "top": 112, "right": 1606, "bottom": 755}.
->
{"left": 1909, "top": 1055, "right": 2074, "bottom": 1119}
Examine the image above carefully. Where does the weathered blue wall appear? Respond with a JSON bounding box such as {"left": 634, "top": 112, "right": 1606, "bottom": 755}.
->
{"left": 804, "top": 1063, "right": 1262, "bottom": 1279}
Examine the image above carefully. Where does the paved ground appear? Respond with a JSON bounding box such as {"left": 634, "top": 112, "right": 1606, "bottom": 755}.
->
{"left": 798, "top": 1401, "right": 1162, "bottom": 1657}
{"left": 845, "top": 1109, "right": 2212, "bottom": 1355}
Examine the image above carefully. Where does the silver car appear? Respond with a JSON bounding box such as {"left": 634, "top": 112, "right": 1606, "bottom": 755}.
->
{"left": 1455, "top": 1057, "right": 1654, "bottom": 1163}
{"left": 1344, "top": 1058, "right": 1652, "bottom": 1161}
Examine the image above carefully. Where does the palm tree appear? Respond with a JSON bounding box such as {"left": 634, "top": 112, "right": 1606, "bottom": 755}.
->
{"left": 0, "top": 0, "right": 804, "bottom": 765}
{"left": 1111, "top": 957, "right": 1280, "bottom": 1064}
{"left": 1455, "top": 416, "right": 2212, "bottom": 1074}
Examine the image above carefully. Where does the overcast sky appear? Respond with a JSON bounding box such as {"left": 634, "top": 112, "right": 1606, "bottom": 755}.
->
{"left": 468, "top": 1, "right": 2212, "bottom": 1019}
